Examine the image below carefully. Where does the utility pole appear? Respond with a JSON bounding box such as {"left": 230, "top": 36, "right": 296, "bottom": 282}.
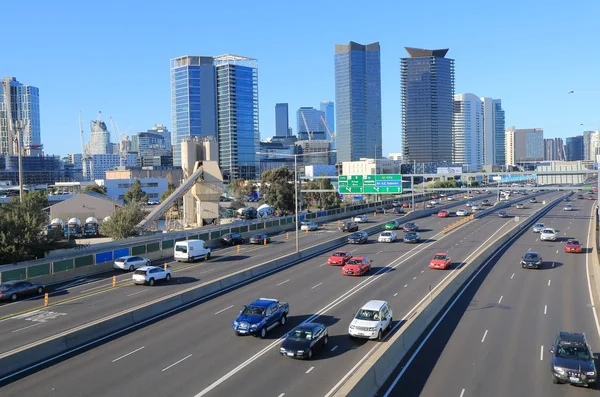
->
{"left": 17, "top": 121, "right": 24, "bottom": 202}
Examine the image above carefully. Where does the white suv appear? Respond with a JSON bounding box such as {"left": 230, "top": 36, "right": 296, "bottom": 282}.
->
{"left": 540, "top": 228, "right": 557, "bottom": 241}
{"left": 349, "top": 300, "right": 393, "bottom": 341}
{"left": 354, "top": 215, "right": 368, "bottom": 223}
{"left": 132, "top": 266, "right": 172, "bottom": 286}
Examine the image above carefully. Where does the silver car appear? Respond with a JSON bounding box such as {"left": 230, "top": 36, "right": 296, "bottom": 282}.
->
{"left": 540, "top": 228, "right": 557, "bottom": 241}
{"left": 114, "top": 256, "right": 151, "bottom": 271}
{"left": 532, "top": 223, "right": 545, "bottom": 233}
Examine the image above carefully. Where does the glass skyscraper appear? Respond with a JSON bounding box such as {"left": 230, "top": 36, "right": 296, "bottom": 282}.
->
{"left": 320, "top": 100, "right": 335, "bottom": 134}
{"left": 481, "top": 97, "right": 506, "bottom": 166}
{"left": 401, "top": 48, "right": 454, "bottom": 164}
{"left": 565, "top": 136, "right": 584, "bottom": 161}
{"left": 275, "top": 103, "right": 290, "bottom": 137}
{"left": 334, "top": 42, "right": 382, "bottom": 162}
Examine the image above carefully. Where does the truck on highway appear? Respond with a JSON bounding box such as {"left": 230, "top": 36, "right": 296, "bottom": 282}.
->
{"left": 63, "top": 217, "right": 82, "bottom": 239}
{"left": 83, "top": 217, "right": 100, "bottom": 237}
{"left": 174, "top": 239, "right": 211, "bottom": 262}
{"left": 232, "top": 298, "right": 290, "bottom": 338}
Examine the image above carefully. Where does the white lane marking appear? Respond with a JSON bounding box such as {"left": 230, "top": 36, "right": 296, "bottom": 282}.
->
{"left": 540, "top": 345, "right": 544, "bottom": 361}
{"left": 376, "top": 251, "right": 382, "bottom": 255}
{"left": 460, "top": 389, "right": 465, "bottom": 397}
{"left": 567, "top": 227, "right": 570, "bottom": 230}
{"left": 80, "top": 283, "right": 113, "bottom": 294}
{"left": 421, "top": 270, "right": 425, "bottom": 273}
{"left": 162, "top": 354, "right": 192, "bottom": 372}
{"left": 481, "top": 330, "right": 488, "bottom": 343}
{"left": 278, "top": 394, "right": 285, "bottom": 397}
{"left": 548, "top": 280, "right": 551, "bottom": 286}
{"left": 319, "top": 263, "right": 327, "bottom": 267}
{"left": 214, "top": 305, "right": 234, "bottom": 315}
{"left": 544, "top": 305, "right": 547, "bottom": 315}
{"left": 528, "top": 247, "right": 531, "bottom": 251}
{"left": 306, "top": 366, "right": 314, "bottom": 374}
{"left": 498, "top": 296, "right": 503, "bottom": 304}
{"left": 535, "top": 238, "right": 538, "bottom": 242}
{"left": 584, "top": 204, "right": 600, "bottom": 341}
{"left": 112, "top": 346, "right": 145, "bottom": 362}
{"left": 11, "top": 322, "right": 42, "bottom": 333}
{"left": 413, "top": 277, "right": 417, "bottom": 280}
{"left": 126, "top": 289, "right": 148, "bottom": 297}
{"left": 330, "top": 345, "right": 338, "bottom": 352}
{"left": 350, "top": 249, "right": 357, "bottom": 253}
{"left": 311, "top": 282, "right": 323, "bottom": 289}
{"left": 394, "top": 293, "right": 398, "bottom": 297}
{"left": 511, "top": 273, "right": 515, "bottom": 280}
{"left": 404, "top": 285, "right": 408, "bottom": 288}
{"left": 556, "top": 249, "right": 559, "bottom": 254}
{"left": 276, "top": 279, "right": 290, "bottom": 286}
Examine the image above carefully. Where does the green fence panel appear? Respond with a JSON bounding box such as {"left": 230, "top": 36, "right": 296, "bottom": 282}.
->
{"left": 256, "top": 223, "right": 264, "bottom": 230}
{"left": 27, "top": 263, "right": 51, "bottom": 278}
{"left": 221, "top": 229, "right": 230, "bottom": 237}
{"left": 131, "top": 245, "right": 146, "bottom": 255}
{"left": 188, "top": 234, "right": 199, "bottom": 240}
{"left": 237, "top": 226, "right": 248, "bottom": 233}
{"left": 1, "top": 268, "right": 27, "bottom": 282}
{"left": 198, "top": 233, "right": 209, "bottom": 241}
{"left": 175, "top": 237, "right": 186, "bottom": 242}
{"left": 249, "top": 223, "right": 257, "bottom": 231}
{"left": 74, "top": 255, "right": 94, "bottom": 268}
{"left": 210, "top": 231, "right": 221, "bottom": 240}
{"left": 162, "top": 239, "right": 174, "bottom": 250}
{"left": 146, "top": 242, "right": 160, "bottom": 253}
{"left": 230, "top": 227, "right": 240, "bottom": 234}
{"left": 53, "top": 259, "right": 74, "bottom": 273}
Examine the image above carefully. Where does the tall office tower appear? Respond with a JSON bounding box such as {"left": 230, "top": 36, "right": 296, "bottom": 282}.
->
{"left": 554, "top": 137, "right": 565, "bottom": 161}
{"left": 214, "top": 54, "right": 260, "bottom": 181}
{"left": 170, "top": 56, "right": 217, "bottom": 167}
{"left": 89, "top": 117, "right": 111, "bottom": 155}
{"left": 0, "top": 77, "right": 42, "bottom": 156}
{"left": 544, "top": 138, "right": 555, "bottom": 160}
{"left": 401, "top": 48, "right": 454, "bottom": 164}
{"left": 481, "top": 97, "right": 505, "bottom": 166}
{"left": 275, "top": 103, "right": 290, "bottom": 137}
{"left": 453, "top": 94, "right": 483, "bottom": 171}
{"left": 320, "top": 100, "right": 335, "bottom": 133}
{"left": 565, "top": 135, "right": 584, "bottom": 161}
{"left": 335, "top": 41, "right": 382, "bottom": 162}
{"left": 297, "top": 107, "right": 326, "bottom": 140}
{"left": 584, "top": 130, "right": 594, "bottom": 161}
{"left": 505, "top": 127, "right": 544, "bottom": 165}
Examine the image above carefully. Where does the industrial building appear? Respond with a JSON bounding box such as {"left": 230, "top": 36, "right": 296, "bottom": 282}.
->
{"left": 47, "top": 192, "right": 124, "bottom": 224}
{"left": 536, "top": 161, "right": 585, "bottom": 185}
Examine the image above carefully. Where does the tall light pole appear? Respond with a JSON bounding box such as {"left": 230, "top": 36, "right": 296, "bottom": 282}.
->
{"left": 9, "top": 119, "right": 25, "bottom": 202}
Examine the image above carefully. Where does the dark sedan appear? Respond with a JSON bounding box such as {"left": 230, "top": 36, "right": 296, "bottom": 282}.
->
{"left": 521, "top": 252, "right": 542, "bottom": 269}
{"left": 498, "top": 210, "right": 508, "bottom": 218}
{"left": 280, "top": 323, "right": 328, "bottom": 359}
{"left": 348, "top": 231, "right": 368, "bottom": 244}
{"left": 374, "top": 207, "right": 386, "bottom": 214}
{"left": 402, "top": 222, "right": 419, "bottom": 232}
{"left": 342, "top": 222, "right": 359, "bottom": 232}
{"left": 221, "top": 233, "right": 244, "bottom": 246}
{"left": 403, "top": 231, "right": 421, "bottom": 243}
{"left": 249, "top": 233, "right": 271, "bottom": 244}
{"left": 0, "top": 281, "right": 45, "bottom": 302}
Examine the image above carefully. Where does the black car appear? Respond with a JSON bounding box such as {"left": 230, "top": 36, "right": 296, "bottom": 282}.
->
{"left": 221, "top": 233, "right": 244, "bottom": 246}
{"left": 342, "top": 221, "right": 359, "bottom": 232}
{"left": 550, "top": 332, "right": 597, "bottom": 387}
{"left": 280, "top": 323, "right": 328, "bottom": 359}
{"left": 375, "top": 207, "right": 386, "bottom": 213}
{"left": 402, "top": 222, "right": 419, "bottom": 232}
{"left": 0, "top": 280, "right": 45, "bottom": 302}
{"left": 348, "top": 231, "right": 368, "bottom": 244}
{"left": 391, "top": 207, "right": 405, "bottom": 214}
{"left": 249, "top": 233, "right": 271, "bottom": 244}
{"left": 521, "top": 252, "right": 542, "bottom": 269}
{"left": 403, "top": 231, "right": 421, "bottom": 243}
{"left": 498, "top": 210, "right": 508, "bottom": 218}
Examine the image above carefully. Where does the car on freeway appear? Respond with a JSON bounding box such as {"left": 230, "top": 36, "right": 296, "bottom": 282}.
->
{"left": 499, "top": 195, "right": 508, "bottom": 201}
{"left": 564, "top": 197, "right": 571, "bottom": 202}
{"left": 466, "top": 201, "right": 474, "bottom": 207}
{"left": 328, "top": 250, "right": 352, "bottom": 265}
{"left": 589, "top": 191, "right": 595, "bottom": 195}
{"left": 426, "top": 203, "right": 434, "bottom": 208}
{"left": 565, "top": 239, "right": 583, "bottom": 253}
{"left": 279, "top": 323, "right": 328, "bottom": 360}
{"left": 348, "top": 300, "right": 393, "bottom": 341}
{"left": 564, "top": 204, "right": 573, "bottom": 211}
{"left": 430, "top": 199, "right": 439, "bottom": 205}
{"left": 385, "top": 220, "right": 401, "bottom": 230}
{"left": 221, "top": 232, "right": 244, "bottom": 246}
{"left": 342, "top": 257, "right": 372, "bottom": 276}
{"left": 403, "top": 231, "right": 421, "bottom": 243}
{"left": 341, "top": 221, "right": 359, "bottom": 232}
{"left": 132, "top": 266, "right": 172, "bottom": 286}
{"left": 456, "top": 208, "right": 468, "bottom": 216}
{"left": 392, "top": 201, "right": 400, "bottom": 207}
{"left": 378, "top": 231, "right": 397, "bottom": 243}
{"left": 588, "top": 196, "right": 595, "bottom": 200}
{"left": 391, "top": 207, "right": 405, "bottom": 214}
{"left": 530, "top": 198, "right": 538, "bottom": 203}
{"left": 402, "top": 203, "right": 410, "bottom": 208}
{"left": 437, "top": 209, "right": 449, "bottom": 218}
{"left": 0, "top": 281, "right": 45, "bottom": 302}
{"left": 446, "top": 196, "right": 455, "bottom": 201}
{"left": 174, "top": 240, "right": 211, "bottom": 262}
{"left": 403, "top": 222, "right": 419, "bottom": 232}
{"left": 578, "top": 194, "right": 584, "bottom": 199}
{"left": 300, "top": 221, "right": 319, "bottom": 231}
{"left": 113, "top": 256, "right": 151, "bottom": 271}
{"left": 348, "top": 231, "right": 368, "bottom": 244}
{"left": 249, "top": 233, "right": 271, "bottom": 244}
{"left": 550, "top": 332, "right": 597, "bottom": 387}
{"left": 232, "top": 298, "right": 290, "bottom": 338}
{"left": 429, "top": 252, "right": 452, "bottom": 270}
{"left": 146, "top": 199, "right": 160, "bottom": 205}
{"left": 463, "top": 195, "right": 470, "bottom": 199}
{"left": 375, "top": 207, "right": 386, "bottom": 214}
{"left": 515, "top": 203, "right": 524, "bottom": 209}
{"left": 540, "top": 228, "right": 558, "bottom": 241}
{"left": 472, "top": 204, "right": 482, "bottom": 211}
{"left": 532, "top": 223, "right": 546, "bottom": 233}
{"left": 354, "top": 214, "right": 368, "bottom": 223}
{"left": 482, "top": 199, "right": 492, "bottom": 206}
{"left": 498, "top": 210, "right": 508, "bottom": 218}
{"left": 439, "top": 193, "right": 447, "bottom": 197}
{"left": 521, "top": 252, "right": 542, "bottom": 269}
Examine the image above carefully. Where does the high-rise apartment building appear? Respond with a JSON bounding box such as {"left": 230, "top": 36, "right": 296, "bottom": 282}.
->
{"left": 401, "top": 48, "right": 454, "bottom": 164}
{"left": 0, "top": 77, "right": 42, "bottom": 156}
{"left": 320, "top": 101, "right": 335, "bottom": 133}
{"left": 335, "top": 41, "right": 382, "bottom": 162}
{"left": 453, "top": 94, "right": 483, "bottom": 171}
{"left": 131, "top": 125, "right": 171, "bottom": 154}
{"left": 170, "top": 56, "right": 217, "bottom": 167}
{"left": 544, "top": 138, "right": 555, "bottom": 161}
{"left": 275, "top": 103, "right": 290, "bottom": 137}
{"left": 89, "top": 118, "right": 111, "bottom": 155}
{"left": 505, "top": 127, "right": 544, "bottom": 165}
{"left": 584, "top": 130, "right": 594, "bottom": 161}
{"left": 555, "top": 138, "right": 565, "bottom": 161}
{"left": 565, "top": 136, "right": 584, "bottom": 161}
{"left": 481, "top": 97, "right": 505, "bottom": 166}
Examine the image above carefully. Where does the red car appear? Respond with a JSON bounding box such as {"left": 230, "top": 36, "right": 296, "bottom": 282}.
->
{"left": 342, "top": 257, "right": 371, "bottom": 276}
{"left": 437, "top": 209, "right": 449, "bottom": 218}
{"left": 328, "top": 251, "right": 352, "bottom": 266}
{"left": 564, "top": 239, "right": 582, "bottom": 253}
{"left": 429, "top": 252, "right": 452, "bottom": 269}
{"left": 402, "top": 203, "right": 410, "bottom": 208}
{"left": 431, "top": 195, "right": 438, "bottom": 199}
{"left": 588, "top": 196, "right": 595, "bottom": 200}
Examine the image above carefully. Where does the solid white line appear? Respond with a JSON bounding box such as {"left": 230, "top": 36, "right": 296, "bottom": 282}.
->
{"left": 498, "top": 295, "right": 503, "bottom": 304}
{"left": 276, "top": 279, "right": 290, "bottom": 286}
{"left": 376, "top": 251, "right": 382, "bottom": 255}
{"left": 330, "top": 345, "right": 338, "bottom": 352}
{"left": 460, "top": 389, "right": 465, "bottom": 397}
{"left": 311, "top": 282, "right": 323, "bottom": 289}
{"left": 544, "top": 305, "right": 547, "bottom": 315}
{"left": 11, "top": 322, "right": 42, "bottom": 333}
{"left": 306, "top": 366, "right": 314, "bottom": 374}
{"left": 162, "top": 354, "right": 192, "bottom": 372}
{"left": 126, "top": 289, "right": 148, "bottom": 297}
{"left": 584, "top": 204, "right": 600, "bottom": 341}
{"left": 112, "top": 346, "right": 145, "bottom": 362}
{"left": 481, "top": 330, "right": 488, "bottom": 343}
{"left": 511, "top": 273, "right": 515, "bottom": 280}
{"left": 214, "top": 305, "right": 234, "bottom": 315}
{"left": 540, "top": 345, "right": 544, "bottom": 361}
{"left": 548, "top": 280, "right": 551, "bottom": 286}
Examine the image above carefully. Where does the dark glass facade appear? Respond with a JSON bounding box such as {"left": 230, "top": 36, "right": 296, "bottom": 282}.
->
{"left": 565, "top": 136, "right": 584, "bottom": 161}
{"left": 493, "top": 100, "right": 506, "bottom": 166}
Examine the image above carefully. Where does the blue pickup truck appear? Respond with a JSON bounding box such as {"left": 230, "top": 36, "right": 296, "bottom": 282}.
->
{"left": 232, "top": 298, "right": 290, "bottom": 338}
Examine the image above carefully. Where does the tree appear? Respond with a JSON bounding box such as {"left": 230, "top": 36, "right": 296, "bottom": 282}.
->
{"left": 100, "top": 203, "right": 146, "bottom": 240}
{"left": 260, "top": 167, "right": 296, "bottom": 215}
{"left": 123, "top": 179, "right": 148, "bottom": 204}
{"left": 82, "top": 184, "right": 107, "bottom": 195}
{"left": 302, "top": 177, "right": 341, "bottom": 210}
{"left": 429, "top": 180, "right": 462, "bottom": 189}
{"left": 226, "top": 179, "right": 255, "bottom": 198}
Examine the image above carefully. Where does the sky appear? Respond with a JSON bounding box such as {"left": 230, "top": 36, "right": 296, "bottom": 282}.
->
{"left": 3, "top": 0, "right": 600, "bottom": 158}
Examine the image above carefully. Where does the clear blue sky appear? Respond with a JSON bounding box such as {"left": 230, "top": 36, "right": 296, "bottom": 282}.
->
{"left": 4, "top": 0, "right": 599, "bottom": 157}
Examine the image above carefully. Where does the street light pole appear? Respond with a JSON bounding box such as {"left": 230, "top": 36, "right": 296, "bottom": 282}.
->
{"left": 294, "top": 154, "right": 299, "bottom": 253}
{"left": 17, "top": 121, "right": 24, "bottom": 202}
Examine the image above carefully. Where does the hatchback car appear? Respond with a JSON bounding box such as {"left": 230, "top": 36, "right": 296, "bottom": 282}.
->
{"left": 384, "top": 220, "right": 400, "bottom": 230}
{"left": 132, "top": 266, "right": 172, "bottom": 286}
{"left": 540, "top": 228, "right": 558, "bottom": 241}
{"left": 521, "top": 252, "right": 542, "bottom": 269}
{"left": 378, "top": 231, "right": 397, "bottom": 243}
{"left": 456, "top": 209, "right": 468, "bottom": 216}
{"left": 565, "top": 239, "right": 583, "bottom": 253}
{"left": 348, "top": 231, "right": 368, "bottom": 244}
{"left": 353, "top": 215, "right": 368, "bottom": 223}
{"left": 403, "top": 231, "right": 421, "bottom": 243}
{"left": 341, "top": 222, "right": 359, "bottom": 232}
{"left": 113, "top": 256, "right": 151, "bottom": 271}
{"left": 532, "top": 223, "right": 545, "bottom": 233}
{"left": 515, "top": 203, "right": 524, "bottom": 209}
{"left": 498, "top": 210, "right": 508, "bottom": 218}
{"left": 550, "top": 332, "right": 597, "bottom": 387}
{"left": 328, "top": 251, "right": 352, "bottom": 266}
{"left": 588, "top": 196, "right": 595, "bottom": 200}
{"left": 249, "top": 233, "right": 271, "bottom": 244}
{"left": 437, "top": 209, "right": 449, "bottom": 218}
{"left": 0, "top": 281, "right": 45, "bottom": 302}
{"left": 429, "top": 252, "right": 451, "bottom": 270}
{"left": 280, "top": 323, "right": 328, "bottom": 360}
{"left": 342, "top": 257, "right": 372, "bottom": 276}
{"left": 402, "top": 222, "right": 419, "bottom": 232}
{"left": 578, "top": 194, "right": 584, "bottom": 199}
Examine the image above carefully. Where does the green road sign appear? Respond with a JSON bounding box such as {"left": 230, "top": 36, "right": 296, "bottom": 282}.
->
{"left": 337, "top": 174, "right": 403, "bottom": 194}
{"left": 363, "top": 186, "right": 402, "bottom": 194}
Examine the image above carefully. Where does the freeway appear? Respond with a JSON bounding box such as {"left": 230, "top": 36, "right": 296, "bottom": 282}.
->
{"left": 0, "top": 191, "right": 564, "bottom": 396}
{"left": 379, "top": 196, "right": 599, "bottom": 396}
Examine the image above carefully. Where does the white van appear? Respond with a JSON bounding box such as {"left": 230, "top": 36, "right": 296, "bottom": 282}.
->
{"left": 348, "top": 300, "right": 393, "bottom": 341}
{"left": 174, "top": 240, "right": 211, "bottom": 262}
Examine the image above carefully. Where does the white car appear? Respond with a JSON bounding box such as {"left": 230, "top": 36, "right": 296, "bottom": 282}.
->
{"left": 446, "top": 196, "right": 454, "bottom": 201}
{"left": 532, "top": 223, "right": 545, "bottom": 233}
{"left": 114, "top": 256, "right": 151, "bottom": 271}
{"left": 132, "top": 266, "right": 172, "bottom": 286}
{"left": 300, "top": 221, "right": 319, "bottom": 231}
{"left": 466, "top": 201, "right": 474, "bottom": 207}
{"left": 564, "top": 205, "right": 573, "bottom": 211}
{"left": 426, "top": 203, "right": 434, "bottom": 208}
{"left": 516, "top": 203, "right": 524, "bottom": 209}
{"left": 378, "top": 231, "right": 397, "bottom": 243}
{"left": 439, "top": 193, "right": 447, "bottom": 197}
{"left": 456, "top": 209, "right": 468, "bottom": 216}
{"left": 354, "top": 215, "right": 368, "bottom": 223}
{"left": 540, "top": 228, "right": 557, "bottom": 241}
{"left": 472, "top": 204, "right": 482, "bottom": 211}
{"left": 349, "top": 300, "right": 393, "bottom": 341}
{"left": 430, "top": 199, "right": 439, "bottom": 205}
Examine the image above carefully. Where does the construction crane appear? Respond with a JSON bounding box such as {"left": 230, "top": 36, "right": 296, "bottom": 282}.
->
{"left": 79, "top": 112, "right": 93, "bottom": 181}
{"left": 109, "top": 116, "right": 129, "bottom": 167}
{"left": 300, "top": 110, "right": 313, "bottom": 141}
{"left": 319, "top": 114, "right": 335, "bottom": 142}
